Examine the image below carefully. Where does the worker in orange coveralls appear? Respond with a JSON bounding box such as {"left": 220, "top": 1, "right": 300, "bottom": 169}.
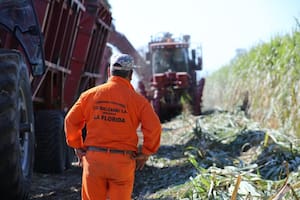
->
{"left": 64, "top": 53, "right": 161, "bottom": 200}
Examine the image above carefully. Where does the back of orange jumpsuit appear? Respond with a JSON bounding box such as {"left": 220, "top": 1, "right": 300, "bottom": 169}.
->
{"left": 64, "top": 76, "right": 161, "bottom": 200}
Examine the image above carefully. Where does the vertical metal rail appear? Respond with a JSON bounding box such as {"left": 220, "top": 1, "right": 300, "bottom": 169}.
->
{"left": 64, "top": 0, "right": 111, "bottom": 109}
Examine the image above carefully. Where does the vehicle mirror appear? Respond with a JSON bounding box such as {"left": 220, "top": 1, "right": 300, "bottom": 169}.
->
{"left": 197, "top": 57, "right": 202, "bottom": 70}
{"left": 190, "top": 49, "right": 197, "bottom": 70}
{"left": 146, "top": 52, "right": 150, "bottom": 61}
{"left": 191, "top": 49, "right": 196, "bottom": 61}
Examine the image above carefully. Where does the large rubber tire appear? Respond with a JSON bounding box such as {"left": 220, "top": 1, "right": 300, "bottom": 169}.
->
{"left": 0, "top": 50, "right": 35, "bottom": 200}
{"left": 193, "top": 78, "right": 205, "bottom": 115}
{"left": 34, "top": 110, "right": 71, "bottom": 173}
{"left": 152, "top": 99, "right": 162, "bottom": 120}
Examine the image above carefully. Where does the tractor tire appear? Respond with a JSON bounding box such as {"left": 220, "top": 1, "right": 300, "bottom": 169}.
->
{"left": 193, "top": 78, "right": 205, "bottom": 115}
{"left": 34, "top": 110, "right": 70, "bottom": 173}
{"left": 62, "top": 112, "right": 76, "bottom": 170}
{"left": 152, "top": 89, "right": 161, "bottom": 120}
{"left": 0, "top": 50, "right": 35, "bottom": 200}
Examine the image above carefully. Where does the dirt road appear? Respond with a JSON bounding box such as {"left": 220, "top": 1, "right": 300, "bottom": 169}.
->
{"left": 29, "top": 165, "right": 82, "bottom": 200}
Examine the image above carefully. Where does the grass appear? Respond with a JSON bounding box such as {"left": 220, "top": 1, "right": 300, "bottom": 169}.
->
{"left": 202, "top": 22, "right": 300, "bottom": 139}
{"left": 151, "top": 111, "right": 300, "bottom": 200}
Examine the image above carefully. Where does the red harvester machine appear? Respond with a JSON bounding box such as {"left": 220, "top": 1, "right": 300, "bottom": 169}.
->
{"left": 138, "top": 32, "right": 205, "bottom": 121}
{"left": 0, "top": 0, "right": 111, "bottom": 198}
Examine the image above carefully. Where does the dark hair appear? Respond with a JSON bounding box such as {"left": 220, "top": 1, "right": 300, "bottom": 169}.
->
{"left": 111, "top": 64, "right": 132, "bottom": 78}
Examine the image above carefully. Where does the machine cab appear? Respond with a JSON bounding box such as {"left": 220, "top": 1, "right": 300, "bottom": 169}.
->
{"left": 151, "top": 46, "right": 189, "bottom": 74}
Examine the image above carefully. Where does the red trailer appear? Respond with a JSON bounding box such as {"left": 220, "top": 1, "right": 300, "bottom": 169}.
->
{"left": 0, "top": 0, "right": 111, "bottom": 198}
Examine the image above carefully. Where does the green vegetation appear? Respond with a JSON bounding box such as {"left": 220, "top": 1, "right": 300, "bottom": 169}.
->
{"left": 147, "top": 111, "right": 300, "bottom": 199}
{"left": 203, "top": 22, "right": 300, "bottom": 139}
{"left": 184, "top": 111, "right": 300, "bottom": 199}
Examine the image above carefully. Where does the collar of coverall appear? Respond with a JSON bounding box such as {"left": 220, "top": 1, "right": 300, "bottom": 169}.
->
{"left": 109, "top": 76, "right": 135, "bottom": 91}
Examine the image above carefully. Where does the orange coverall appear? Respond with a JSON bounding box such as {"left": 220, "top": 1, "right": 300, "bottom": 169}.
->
{"left": 65, "top": 76, "right": 161, "bottom": 200}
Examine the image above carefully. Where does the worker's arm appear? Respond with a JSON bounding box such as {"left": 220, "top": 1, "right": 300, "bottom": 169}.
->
{"left": 64, "top": 96, "right": 86, "bottom": 149}
{"left": 140, "top": 102, "right": 161, "bottom": 155}
{"left": 136, "top": 101, "right": 161, "bottom": 170}
{"left": 74, "top": 148, "right": 86, "bottom": 167}
{"left": 135, "top": 153, "right": 149, "bottom": 170}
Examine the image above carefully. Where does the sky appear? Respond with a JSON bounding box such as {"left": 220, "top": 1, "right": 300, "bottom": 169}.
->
{"left": 109, "top": 0, "right": 300, "bottom": 74}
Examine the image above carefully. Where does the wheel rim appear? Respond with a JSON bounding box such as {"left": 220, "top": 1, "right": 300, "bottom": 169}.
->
{"left": 19, "top": 86, "right": 31, "bottom": 173}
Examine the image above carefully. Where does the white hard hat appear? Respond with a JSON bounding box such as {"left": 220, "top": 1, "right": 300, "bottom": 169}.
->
{"left": 110, "top": 53, "right": 135, "bottom": 71}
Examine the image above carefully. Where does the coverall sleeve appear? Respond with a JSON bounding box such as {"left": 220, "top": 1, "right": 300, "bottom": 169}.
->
{"left": 64, "top": 97, "right": 86, "bottom": 149}
{"left": 140, "top": 102, "right": 161, "bottom": 155}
